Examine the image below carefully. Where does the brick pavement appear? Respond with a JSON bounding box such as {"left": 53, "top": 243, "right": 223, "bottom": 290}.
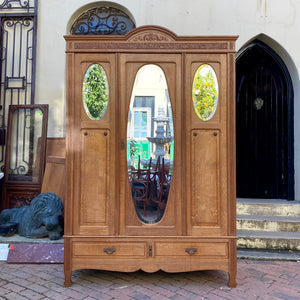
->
{"left": 0, "top": 260, "right": 299, "bottom": 299}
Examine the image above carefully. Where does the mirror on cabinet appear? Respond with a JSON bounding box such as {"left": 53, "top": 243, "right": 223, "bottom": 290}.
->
{"left": 127, "top": 64, "right": 174, "bottom": 224}
{"left": 192, "top": 64, "right": 219, "bottom": 121}
{"left": 82, "top": 64, "right": 109, "bottom": 120}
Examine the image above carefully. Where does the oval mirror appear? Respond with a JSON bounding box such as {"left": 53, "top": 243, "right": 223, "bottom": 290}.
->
{"left": 82, "top": 64, "right": 109, "bottom": 120}
{"left": 127, "top": 64, "right": 174, "bottom": 224}
{"left": 192, "top": 64, "right": 219, "bottom": 121}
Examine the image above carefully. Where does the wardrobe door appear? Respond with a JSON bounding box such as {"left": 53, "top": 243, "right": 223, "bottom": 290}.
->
{"left": 119, "top": 53, "right": 183, "bottom": 236}
{"left": 185, "top": 54, "right": 228, "bottom": 237}
{"left": 71, "top": 53, "right": 117, "bottom": 235}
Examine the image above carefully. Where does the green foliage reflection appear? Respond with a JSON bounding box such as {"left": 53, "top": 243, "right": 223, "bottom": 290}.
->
{"left": 192, "top": 65, "right": 218, "bottom": 121}
{"left": 83, "top": 64, "right": 109, "bottom": 120}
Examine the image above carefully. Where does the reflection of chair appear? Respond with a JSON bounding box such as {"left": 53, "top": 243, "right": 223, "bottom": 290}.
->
{"left": 151, "top": 157, "right": 171, "bottom": 217}
{"left": 148, "top": 157, "right": 160, "bottom": 205}
{"left": 131, "top": 157, "right": 152, "bottom": 216}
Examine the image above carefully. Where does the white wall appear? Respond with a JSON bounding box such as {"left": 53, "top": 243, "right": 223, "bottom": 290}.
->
{"left": 36, "top": 0, "right": 300, "bottom": 199}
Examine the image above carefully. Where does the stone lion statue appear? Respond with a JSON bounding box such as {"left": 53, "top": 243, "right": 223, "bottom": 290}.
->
{"left": 0, "top": 193, "right": 63, "bottom": 240}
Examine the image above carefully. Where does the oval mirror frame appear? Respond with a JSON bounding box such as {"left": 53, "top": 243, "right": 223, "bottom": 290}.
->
{"left": 127, "top": 64, "right": 174, "bottom": 224}
{"left": 192, "top": 64, "right": 219, "bottom": 121}
{"left": 82, "top": 64, "right": 109, "bottom": 120}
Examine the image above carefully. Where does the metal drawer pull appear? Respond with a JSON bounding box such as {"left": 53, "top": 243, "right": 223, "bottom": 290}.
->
{"left": 104, "top": 248, "right": 116, "bottom": 255}
{"left": 185, "top": 248, "right": 197, "bottom": 255}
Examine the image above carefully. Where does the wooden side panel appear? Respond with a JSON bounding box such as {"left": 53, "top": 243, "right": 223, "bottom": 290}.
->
{"left": 185, "top": 54, "right": 228, "bottom": 237}
{"left": 80, "top": 129, "right": 110, "bottom": 226}
{"left": 191, "top": 130, "right": 220, "bottom": 227}
{"left": 46, "top": 138, "right": 65, "bottom": 158}
{"left": 71, "top": 53, "right": 116, "bottom": 236}
{"left": 41, "top": 157, "right": 65, "bottom": 204}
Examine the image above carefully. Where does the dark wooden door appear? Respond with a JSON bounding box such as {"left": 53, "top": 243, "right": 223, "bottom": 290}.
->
{"left": 236, "top": 41, "right": 293, "bottom": 199}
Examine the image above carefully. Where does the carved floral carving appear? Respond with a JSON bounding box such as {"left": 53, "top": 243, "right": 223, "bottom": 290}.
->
{"left": 74, "top": 42, "right": 228, "bottom": 51}
{"left": 130, "top": 32, "right": 172, "bottom": 42}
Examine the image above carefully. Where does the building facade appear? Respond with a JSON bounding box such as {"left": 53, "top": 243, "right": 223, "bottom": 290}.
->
{"left": 1, "top": 0, "right": 300, "bottom": 201}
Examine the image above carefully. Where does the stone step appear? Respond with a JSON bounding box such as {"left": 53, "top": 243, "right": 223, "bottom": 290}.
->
{"left": 237, "top": 230, "right": 300, "bottom": 251}
{"left": 237, "top": 214, "right": 300, "bottom": 232}
{"left": 237, "top": 198, "right": 300, "bottom": 217}
{"left": 237, "top": 248, "right": 300, "bottom": 261}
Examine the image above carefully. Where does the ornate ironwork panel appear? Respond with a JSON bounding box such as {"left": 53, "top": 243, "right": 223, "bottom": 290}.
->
{"left": 71, "top": 6, "right": 135, "bottom": 35}
{"left": 0, "top": 0, "right": 37, "bottom": 166}
{"left": 0, "top": 0, "right": 35, "bottom": 13}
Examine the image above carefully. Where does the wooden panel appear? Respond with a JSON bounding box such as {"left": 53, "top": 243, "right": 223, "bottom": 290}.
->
{"left": 184, "top": 54, "right": 228, "bottom": 237}
{"left": 41, "top": 156, "right": 66, "bottom": 204}
{"left": 80, "top": 129, "right": 110, "bottom": 226}
{"left": 155, "top": 242, "right": 227, "bottom": 257}
{"left": 71, "top": 53, "right": 116, "bottom": 236}
{"left": 46, "top": 138, "right": 65, "bottom": 158}
{"left": 73, "top": 242, "right": 147, "bottom": 257}
{"left": 3, "top": 183, "right": 40, "bottom": 208}
{"left": 191, "top": 129, "right": 220, "bottom": 226}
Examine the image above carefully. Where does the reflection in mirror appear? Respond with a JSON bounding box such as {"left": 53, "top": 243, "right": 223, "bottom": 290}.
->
{"left": 192, "top": 64, "right": 219, "bottom": 121}
{"left": 127, "top": 65, "right": 173, "bottom": 224}
{"left": 83, "top": 64, "right": 109, "bottom": 120}
{"left": 8, "top": 107, "right": 47, "bottom": 183}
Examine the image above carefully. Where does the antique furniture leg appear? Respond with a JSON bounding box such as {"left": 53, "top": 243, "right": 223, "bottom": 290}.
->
{"left": 228, "top": 270, "right": 237, "bottom": 288}
{"left": 64, "top": 269, "right": 72, "bottom": 287}
{"left": 228, "top": 240, "right": 237, "bottom": 288}
{"left": 64, "top": 239, "right": 72, "bottom": 287}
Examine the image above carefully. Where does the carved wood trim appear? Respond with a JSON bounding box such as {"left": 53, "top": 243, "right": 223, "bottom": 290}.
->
{"left": 126, "top": 26, "right": 177, "bottom": 41}
{"left": 65, "top": 26, "right": 238, "bottom": 53}
{"left": 73, "top": 42, "right": 229, "bottom": 51}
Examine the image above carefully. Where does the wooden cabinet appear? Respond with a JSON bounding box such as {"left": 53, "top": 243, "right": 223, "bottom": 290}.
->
{"left": 64, "top": 26, "right": 237, "bottom": 287}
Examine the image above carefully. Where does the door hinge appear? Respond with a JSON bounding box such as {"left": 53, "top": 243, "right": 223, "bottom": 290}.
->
{"left": 121, "top": 139, "right": 125, "bottom": 150}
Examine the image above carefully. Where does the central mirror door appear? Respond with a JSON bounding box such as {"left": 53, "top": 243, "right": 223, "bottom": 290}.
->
{"left": 119, "top": 54, "right": 182, "bottom": 236}
{"left": 127, "top": 64, "right": 174, "bottom": 224}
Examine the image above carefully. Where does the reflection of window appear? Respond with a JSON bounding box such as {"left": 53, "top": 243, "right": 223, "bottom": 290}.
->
{"left": 131, "top": 107, "right": 151, "bottom": 139}
{"left": 133, "top": 96, "right": 155, "bottom": 137}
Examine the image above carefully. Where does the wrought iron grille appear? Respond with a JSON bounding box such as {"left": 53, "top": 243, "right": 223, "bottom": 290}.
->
{"left": 71, "top": 6, "right": 135, "bottom": 35}
{"left": 0, "top": 0, "right": 37, "bottom": 166}
{"left": 0, "top": 0, "right": 35, "bottom": 13}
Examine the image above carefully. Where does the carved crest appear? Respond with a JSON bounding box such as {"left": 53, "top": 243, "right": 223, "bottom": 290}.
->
{"left": 129, "top": 30, "right": 175, "bottom": 42}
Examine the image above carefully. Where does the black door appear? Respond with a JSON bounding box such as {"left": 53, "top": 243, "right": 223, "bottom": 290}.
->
{"left": 236, "top": 41, "right": 294, "bottom": 199}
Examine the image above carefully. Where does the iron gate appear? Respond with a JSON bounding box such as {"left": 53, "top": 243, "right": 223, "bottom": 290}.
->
{"left": 0, "top": 0, "right": 38, "bottom": 167}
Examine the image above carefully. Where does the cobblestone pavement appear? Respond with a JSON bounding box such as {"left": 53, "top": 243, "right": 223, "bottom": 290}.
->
{"left": 0, "top": 260, "right": 299, "bottom": 300}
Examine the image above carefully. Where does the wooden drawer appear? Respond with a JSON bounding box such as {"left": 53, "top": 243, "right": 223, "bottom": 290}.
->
{"left": 155, "top": 242, "right": 228, "bottom": 258}
{"left": 73, "top": 242, "right": 147, "bottom": 258}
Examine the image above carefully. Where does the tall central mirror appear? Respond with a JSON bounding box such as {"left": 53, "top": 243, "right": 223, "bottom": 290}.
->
{"left": 127, "top": 64, "right": 174, "bottom": 224}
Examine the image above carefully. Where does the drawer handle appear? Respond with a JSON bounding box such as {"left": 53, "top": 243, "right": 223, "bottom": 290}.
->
{"left": 185, "top": 248, "right": 197, "bottom": 255}
{"left": 104, "top": 248, "right": 116, "bottom": 255}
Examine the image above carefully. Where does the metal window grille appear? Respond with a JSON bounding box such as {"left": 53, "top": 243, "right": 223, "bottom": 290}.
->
{"left": 0, "top": 0, "right": 38, "bottom": 166}
{"left": 71, "top": 6, "right": 135, "bottom": 35}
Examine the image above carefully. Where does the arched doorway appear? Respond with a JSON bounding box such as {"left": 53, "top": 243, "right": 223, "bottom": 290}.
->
{"left": 236, "top": 40, "right": 294, "bottom": 200}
